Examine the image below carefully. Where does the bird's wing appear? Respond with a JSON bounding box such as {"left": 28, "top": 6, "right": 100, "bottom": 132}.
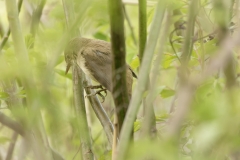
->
{"left": 80, "top": 46, "right": 113, "bottom": 91}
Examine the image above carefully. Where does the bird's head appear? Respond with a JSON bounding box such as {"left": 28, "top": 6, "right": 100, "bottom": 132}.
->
{"left": 64, "top": 38, "right": 81, "bottom": 74}
{"left": 64, "top": 47, "right": 75, "bottom": 75}
{"left": 64, "top": 37, "right": 90, "bottom": 74}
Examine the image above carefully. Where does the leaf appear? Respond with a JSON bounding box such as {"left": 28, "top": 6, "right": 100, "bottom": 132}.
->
{"left": 155, "top": 114, "right": 169, "bottom": 122}
{"left": 93, "top": 32, "right": 108, "bottom": 41}
{"left": 25, "top": 34, "right": 34, "bottom": 49}
{"left": 130, "top": 57, "right": 140, "bottom": 70}
{"left": 55, "top": 69, "right": 72, "bottom": 80}
{"left": 17, "top": 88, "right": 26, "bottom": 98}
{"left": 160, "top": 88, "right": 175, "bottom": 98}
{"left": 0, "top": 92, "right": 9, "bottom": 100}
{"left": 134, "top": 120, "right": 141, "bottom": 132}
{"left": 162, "top": 53, "right": 178, "bottom": 69}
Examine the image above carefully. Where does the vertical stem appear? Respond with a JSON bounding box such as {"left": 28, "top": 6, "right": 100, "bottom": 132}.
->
{"left": 116, "top": 1, "right": 166, "bottom": 159}
{"left": 5, "top": 132, "right": 18, "bottom": 160}
{"left": 109, "top": 0, "right": 129, "bottom": 133}
{"left": 123, "top": 5, "right": 137, "bottom": 45}
{"left": 180, "top": 0, "right": 198, "bottom": 64}
{"left": 167, "top": 0, "right": 199, "bottom": 136}
{"left": 62, "top": 0, "right": 93, "bottom": 159}
{"left": 138, "top": 0, "right": 156, "bottom": 139}
{"left": 142, "top": 11, "right": 171, "bottom": 138}
{"left": 73, "top": 65, "right": 94, "bottom": 160}
{"left": 138, "top": 0, "right": 147, "bottom": 62}
{"left": 213, "top": 0, "right": 236, "bottom": 88}
{"left": 0, "top": 0, "right": 23, "bottom": 53}
{"left": 30, "top": 0, "right": 46, "bottom": 38}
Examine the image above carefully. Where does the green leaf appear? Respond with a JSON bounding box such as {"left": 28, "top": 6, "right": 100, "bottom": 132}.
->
{"left": 25, "top": 34, "right": 34, "bottom": 49}
{"left": 134, "top": 120, "right": 141, "bottom": 132}
{"left": 55, "top": 69, "right": 72, "bottom": 80}
{"left": 160, "top": 87, "right": 175, "bottom": 98}
{"left": 130, "top": 57, "right": 140, "bottom": 70}
{"left": 155, "top": 114, "right": 169, "bottom": 122}
{"left": 17, "top": 88, "right": 26, "bottom": 98}
{"left": 0, "top": 92, "right": 9, "bottom": 100}
{"left": 93, "top": 32, "right": 108, "bottom": 41}
{"left": 162, "top": 53, "right": 178, "bottom": 69}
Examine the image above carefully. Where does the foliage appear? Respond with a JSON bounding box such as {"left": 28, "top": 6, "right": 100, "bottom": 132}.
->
{"left": 0, "top": 0, "right": 240, "bottom": 159}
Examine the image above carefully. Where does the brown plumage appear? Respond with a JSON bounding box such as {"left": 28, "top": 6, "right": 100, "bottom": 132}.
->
{"left": 64, "top": 37, "right": 137, "bottom": 98}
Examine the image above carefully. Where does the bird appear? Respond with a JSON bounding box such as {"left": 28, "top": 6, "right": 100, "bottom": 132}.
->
{"left": 64, "top": 37, "right": 137, "bottom": 102}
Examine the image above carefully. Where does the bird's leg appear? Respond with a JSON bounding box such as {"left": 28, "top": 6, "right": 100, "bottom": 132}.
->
{"left": 84, "top": 85, "right": 107, "bottom": 102}
{"left": 85, "top": 85, "right": 103, "bottom": 90}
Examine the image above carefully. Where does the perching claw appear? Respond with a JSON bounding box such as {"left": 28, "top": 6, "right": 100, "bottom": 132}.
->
{"left": 84, "top": 85, "right": 107, "bottom": 102}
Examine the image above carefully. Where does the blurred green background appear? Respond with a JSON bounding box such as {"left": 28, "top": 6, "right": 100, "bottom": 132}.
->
{"left": 1, "top": 0, "right": 240, "bottom": 159}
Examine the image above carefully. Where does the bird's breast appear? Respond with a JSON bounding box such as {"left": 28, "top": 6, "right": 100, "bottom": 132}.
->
{"left": 76, "top": 55, "right": 97, "bottom": 81}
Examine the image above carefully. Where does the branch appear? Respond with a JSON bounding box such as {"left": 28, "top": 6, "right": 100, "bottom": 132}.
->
{"left": 5, "top": 1, "right": 64, "bottom": 159}
{"left": 116, "top": 1, "right": 166, "bottom": 160}
{"left": 30, "top": 0, "right": 46, "bottom": 48}
{"left": 141, "top": 10, "right": 171, "bottom": 138}
{"left": 166, "top": 26, "right": 240, "bottom": 137}
{"left": 62, "top": 0, "right": 93, "bottom": 159}
{"left": 82, "top": 77, "right": 114, "bottom": 145}
{"left": 5, "top": 132, "right": 18, "bottom": 160}
{"left": 138, "top": 0, "right": 157, "bottom": 139}
{"left": 138, "top": 0, "right": 147, "bottom": 62}
{"left": 109, "top": 0, "right": 129, "bottom": 133}
{"left": 72, "top": 65, "right": 94, "bottom": 160}
{"left": 0, "top": 0, "right": 23, "bottom": 53}
{"left": 180, "top": 0, "right": 198, "bottom": 63}
{"left": 213, "top": 0, "right": 236, "bottom": 88}
{"left": 170, "top": 0, "right": 198, "bottom": 113}
{"left": 0, "top": 112, "right": 25, "bottom": 136}
{"left": 123, "top": 5, "right": 137, "bottom": 45}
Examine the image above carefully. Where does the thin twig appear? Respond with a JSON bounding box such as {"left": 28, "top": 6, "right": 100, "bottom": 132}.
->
{"left": 0, "top": 112, "right": 25, "bottom": 136}
{"left": 83, "top": 77, "right": 114, "bottom": 145}
{"left": 5, "top": 132, "right": 18, "bottom": 160}
{"left": 123, "top": 5, "right": 137, "bottom": 45}
{"left": 167, "top": 27, "right": 240, "bottom": 137}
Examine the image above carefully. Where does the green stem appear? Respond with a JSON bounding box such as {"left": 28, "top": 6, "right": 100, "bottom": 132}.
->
{"left": 109, "top": 0, "right": 129, "bottom": 133}
{"left": 62, "top": 0, "right": 94, "bottom": 159}
{"left": 0, "top": 0, "right": 23, "bottom": 53}
{"left": 116, "top": 1, "right": 166, "bottom": 159}
{"left": 72, "top": 65, "right": 94, "bottom": 160}
{"left": 138, "top": 0, "right": 147, "bottom": 62}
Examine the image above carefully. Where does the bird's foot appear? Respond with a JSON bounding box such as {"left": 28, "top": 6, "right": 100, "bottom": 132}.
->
{"left": 85, "top": 85, "right": 103, "bottom": 90}
{"left": 84, "top": 85, "right": 107, "bottom": 102}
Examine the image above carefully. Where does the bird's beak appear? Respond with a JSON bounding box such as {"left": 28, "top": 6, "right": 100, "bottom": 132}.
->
{"left": 65, "top": 63, "right": 71, "bottom": 75}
